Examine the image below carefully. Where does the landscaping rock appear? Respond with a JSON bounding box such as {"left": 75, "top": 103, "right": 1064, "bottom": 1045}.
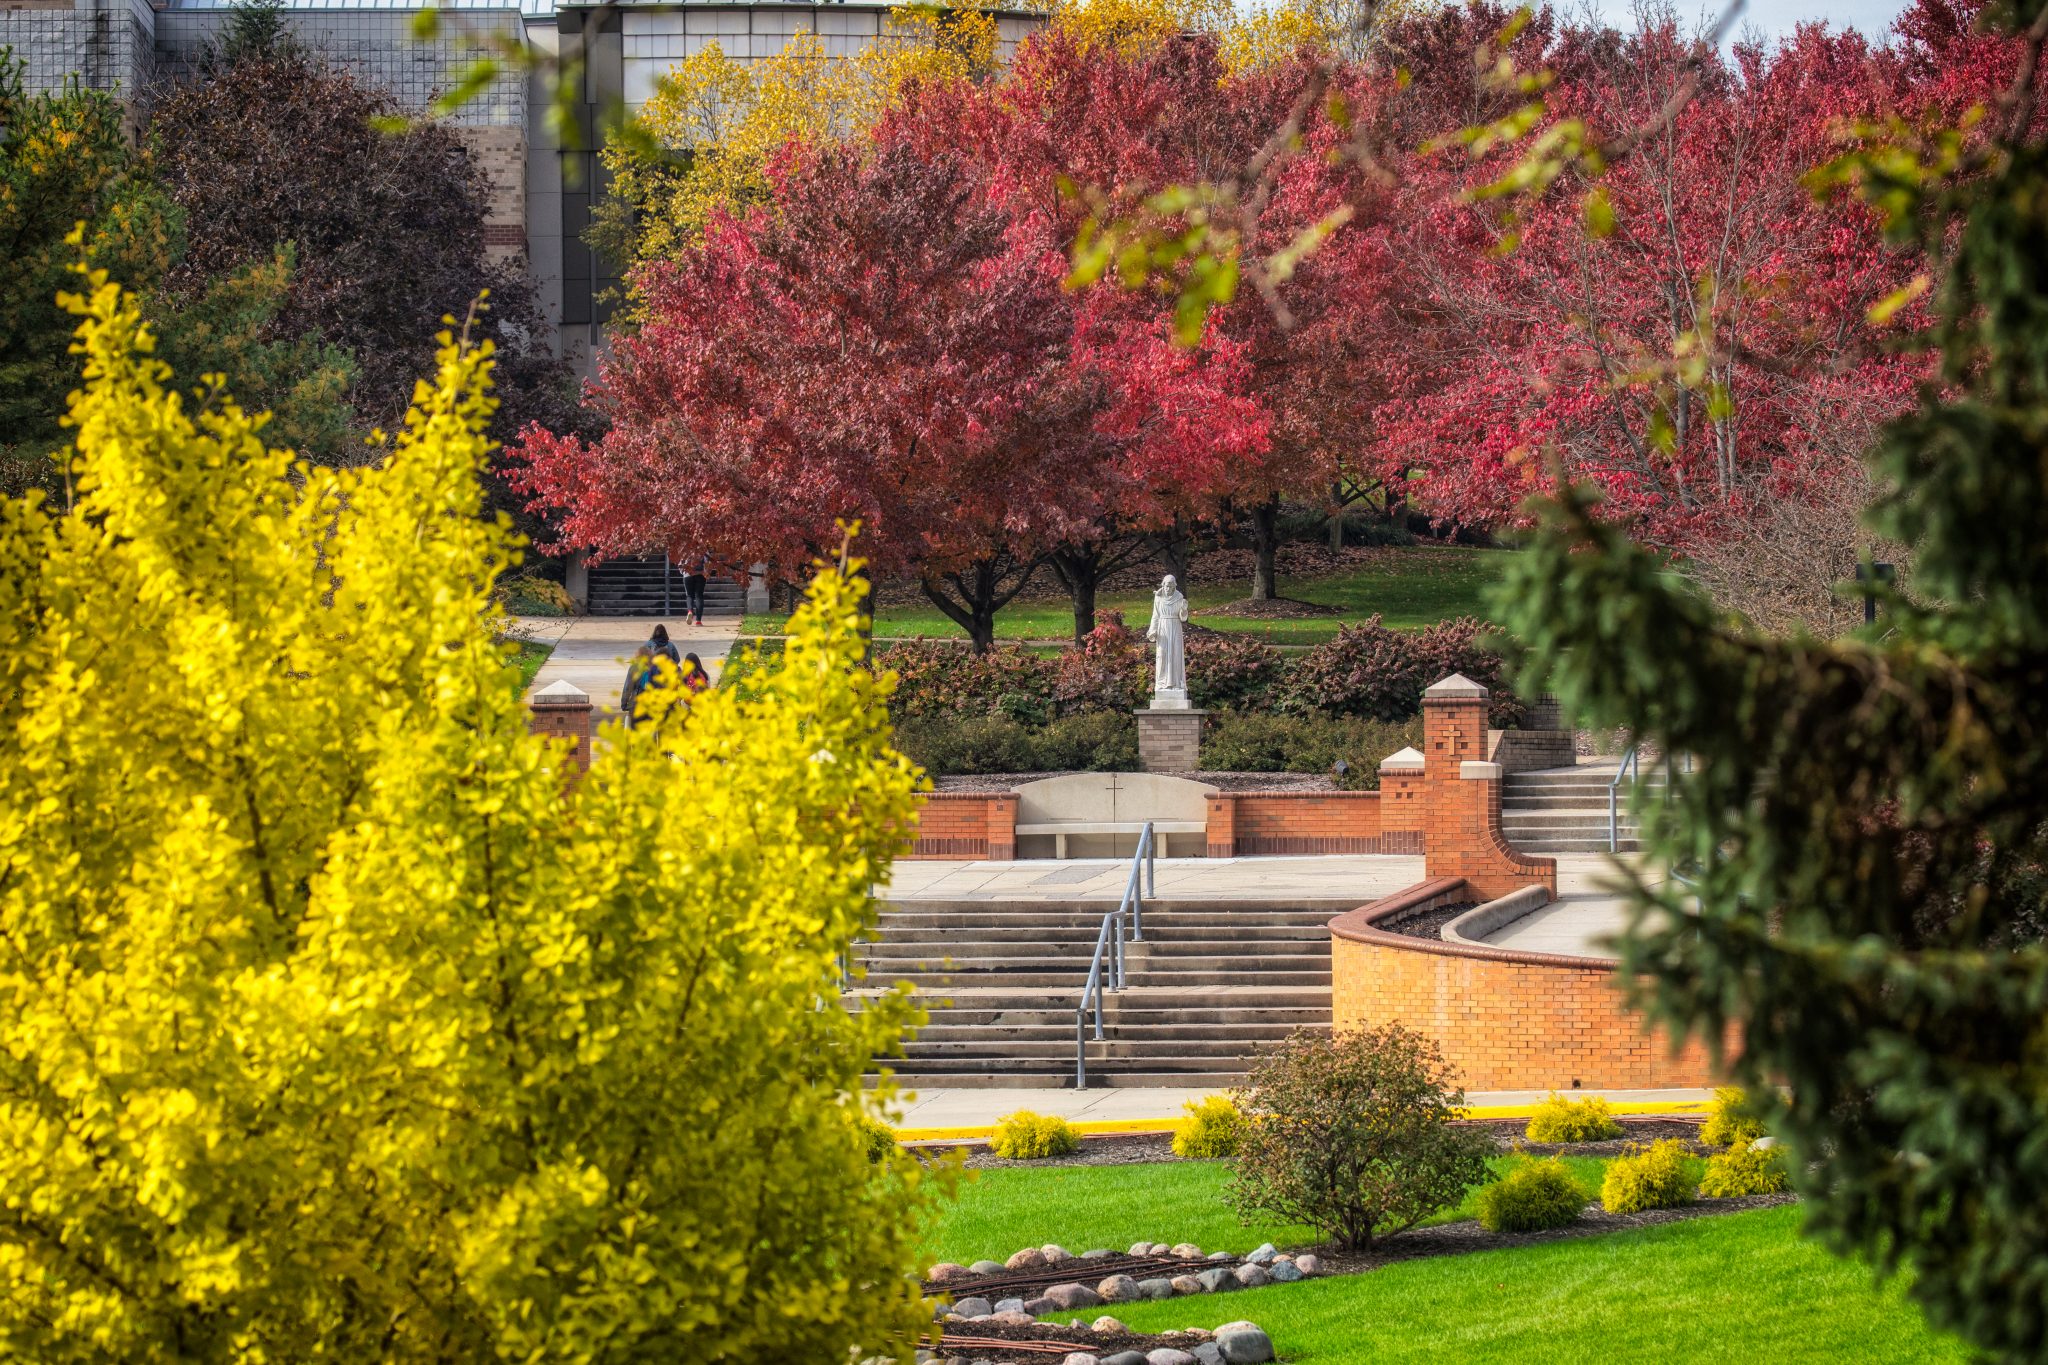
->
{"left": 1097, "top": 1275, "right": 1142, "bottom": 1303}
{"left": 1231, "top": 1264, "right": 1271, "bottom": 1289}
{"left": 1128, "top": 1241, "right": 1154, "bottom": 1256}
{"left": 1101, "top": 1354, "right": 1150, "bottom": 1365}
{"left": 1044, "top": 1283, "right": 1104, "bottom": 1311}
{"left": 1145, "top": 1351, "right": 1199, "bottom": 1365}
{"left": 1007, "top": 1247, "right": 1049, "bottom": 1271}
{"left": 1137, "top": 1277, "right": 1177, "bottom": 1300}
{"left": 1022, "top": 1297, "right": 1057, "bottom": 1317}
{"left": 969, "top": 1260, "right": 1005, "bottom": 1276}
{"left": 1753, "top": 1136, "right": 1781, "bottom": 1151}
{"left": 1268, "top": 1259, "right": 1303, "bottom": 1283}
{"left": 1245, "top": 1243, "right": 1277, "bottom": 1266}
{"left": 1170, "top": 1275, "right": 1205, "bottom": 1295}
{"left": 1063, "top": 1355, "right": 1101, "bottom": 1365}
{"left": 990, "top": 1311, "right": 1038, "bottom": 1326}
{"left": 928, "top": 1262, "right": 971, "bottom": 1282}
{"left": 1092, "top": 1316, "right": 1129, "bottom": 1333}
{"left": 1207, "top": 1251, "right": 1233, "bottom": 1261}
{"left": 1192, "top": 1346, "right": 1226, "bottom": 1365}
{"left": 1171, "top": 1242, "right": 1204, "bottom": 1259}
{"left": 1215, "top": 1325, "right": 1276, "bottom": 1363}
{"left": 953, "top": 1297, "right": 992, "bottom": 1319}
{"left": 993, "top": 1298, "right": 1025, "bottom": 1315}
{"left": 1043, "top": 1243, "right": 1075, "bottom": 1262}
{"left": 1293, "top": 1254, "right": 1324, "bottom": 1276}
{"left": 1195, "top": 1267, "right": 1236, "bottom": 1293}
{"left": 1082, "top": 1249, "right": 1116, "bottom": 1261}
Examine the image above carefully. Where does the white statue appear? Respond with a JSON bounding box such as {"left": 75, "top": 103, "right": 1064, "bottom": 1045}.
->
{"left": 1146, "top": 574, "right": 1190, "bottom": 707}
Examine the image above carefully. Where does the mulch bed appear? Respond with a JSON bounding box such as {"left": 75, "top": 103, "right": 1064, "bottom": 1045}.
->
{"left": 924, "top": 1252, "right": 1236, "bottom": 1301}
{"left": 930, "top": 1318, "right": 1216, "bottom": 1362}
{"left": 917, "top": 1119, "right": 1708, "bottom": 1172}
{"left": 1377, "top": 900, "right": 1478, "bottom": 940}
{"left": 1195, "top": 597, "right": 1343, "bottom": 620}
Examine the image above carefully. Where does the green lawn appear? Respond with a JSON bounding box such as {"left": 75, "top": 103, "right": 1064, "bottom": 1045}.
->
{"left": 921, "top": 1154, "right": 1633, "bottom": 1266}
{"left": 507, "top": 639, "right": 553, "bottom": 692}
{"left": 1104, "top": 1205, "right": 1965, "bottom": 1364}
{"left": 744, "top": 546, "right": 1513, "bottom": 647}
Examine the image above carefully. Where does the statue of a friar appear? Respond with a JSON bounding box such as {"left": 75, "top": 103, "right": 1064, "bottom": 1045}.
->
{"left": 1146, "top": 574, "right": 1190, "bottom": 707}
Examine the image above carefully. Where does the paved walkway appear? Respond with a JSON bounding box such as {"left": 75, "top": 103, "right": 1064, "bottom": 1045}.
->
{"left": 513, "top": 613, "right": 742, "bottom": 715}
{"left": 882, "top": 854, "right": 1427, "bottom": 904}
{"left": 1480, "top": 855, "right": 1671, "bottom": 958}
{"left": 887, "top": 1085, "right": 1714, "bottom": 1137}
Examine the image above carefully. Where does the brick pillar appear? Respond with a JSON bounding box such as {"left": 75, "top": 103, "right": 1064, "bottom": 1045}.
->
{"left": 1136, "top": 708, "right": 1206, "bottom": 772}
{"left": 1421, "top": 674, "right": 1556, "bottom": 900}
{"left": 1377, "top": 746, "right": 1426, "bottom": 853}
{"left": 987, "top": 795, "right": 1018, "bottom": 862}
{"left": 1205, "top": 793, "right": 1237, "bottom": 858}
{"left": 529, "top": 679, "right": 593, "bottom": 772}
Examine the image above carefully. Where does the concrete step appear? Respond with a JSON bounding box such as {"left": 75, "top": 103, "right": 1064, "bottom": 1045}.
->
{"left": 1501, "top": 814, "right": 1639, "bottom": 831}
{"left": 869, "top": 970, "right": 1333, "bottom": 990}
{"left": 1506, "top": 770, "right": 1667, "bottom": 787}
{"left": 861, "top": 924, "right": 1331, "bottom": 946}
{"left": 913, "top": 1019, "right": 1325, "bottom": 1042}
{"left": 1506, "top": 838, "right": 1643, "bottom": 854}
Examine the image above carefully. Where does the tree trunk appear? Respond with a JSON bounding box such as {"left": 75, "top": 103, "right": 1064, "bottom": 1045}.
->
{"left": 920, "top": 555, "right": 1039, "bottom": 655}
{"left": 1150, "top": 530, "right": 1194, "bottom": 590}
{"left": 1049, "top": 546, "right": 1102, "bottom": 644}
{"left": 1248, "top": 496, "right": 1281, "bottom": 601}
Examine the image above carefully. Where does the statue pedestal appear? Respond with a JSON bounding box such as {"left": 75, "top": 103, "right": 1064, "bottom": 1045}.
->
{"left": 1136, "top": 707, "right": 1207, "bottom": 773}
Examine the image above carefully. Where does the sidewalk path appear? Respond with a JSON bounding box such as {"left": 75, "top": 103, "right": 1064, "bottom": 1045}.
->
{"left": 887, "top": 1086, "right": 1714, "bottom": 1138}
{"left": 514, "top": 612, "right": 742, "bottom": 716}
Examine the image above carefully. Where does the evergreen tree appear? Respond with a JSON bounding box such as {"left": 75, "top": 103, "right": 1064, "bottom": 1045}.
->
{"left": 1495, "top": 3, "right": 2048, "bottom": 1356}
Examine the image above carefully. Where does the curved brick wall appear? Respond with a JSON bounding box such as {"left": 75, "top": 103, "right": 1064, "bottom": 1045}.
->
{"left": 1328, "top": 880, "right": 1727, "bottom": 1091}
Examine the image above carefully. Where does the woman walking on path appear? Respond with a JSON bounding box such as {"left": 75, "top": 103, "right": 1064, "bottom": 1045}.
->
{"left": 680, "top": 652, "right": 711, "bottom": 698}
{"left": 682, "top": 554, "right": 709, "bottom": 627}
{"left": 649, "top": 623, "right": 682, "bottom": 670}
{"left": 620, "top": 643, "right": 657, "bottom": 727}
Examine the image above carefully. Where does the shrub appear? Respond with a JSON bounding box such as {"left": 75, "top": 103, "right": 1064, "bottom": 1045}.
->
{"left": 1475, "top": 1158, "right": 1591, "bottom": 1232}
{"left": 499, "top": 574, "right": 576, "bottom": 617}
{"left": 876, "top": 640, "right": 1055, "bottom": 721}
{"left": 1698, "top": 1141, "right": 1789, "bottom": 1198}
{"left": 1049, "top": 616, "right": 1148, "bottom": 715}
{"left": 1226, "top": 1025, "right": 1492, "bottom": 1250}
{"left": 1600, "top": 1139, "right": 1698, "bottom": 1213}
{"left": 1186, "top": 633, "right": 1290, "bottom": 711}
{"left": 1032, "top": 711, "right": 1140, "bottom": 771}
{"left": 894, "top": 716, "right": 1041, "bottom": 775}
{"left": 1172, "top": 1096, "right": 1244, "bottom": 1159}
{"left": 1524, "top": 1093, "right": 1625, "bottom": 1143}
{"left": 851, "top": 1110, "right": 898, "bottom": 1164}
{"left": 991, "top": 1111, "right": 1081, "bottom": 1159}
{"left": 1279, "top": 614, "right": 1519, "bottom": 725}
{"left": 0, "top": 285, "right": 940, "bottom": 1358}
{"left": 1701, "top": 1086, "right": 1768, "bottom": 1147}
{"left": 1200, "top": 713, "right": 1420, "bottom": 788}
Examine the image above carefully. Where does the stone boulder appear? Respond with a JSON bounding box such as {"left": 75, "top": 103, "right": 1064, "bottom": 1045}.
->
{"left": 1170, "top": 1275, "right": 1205, "bottom": 1295}
{"left": 1293, "top": 1254, "right": 1324, "bottom": 1277}
{"left": 1008, "top": 1247, "right": 1049, "bottom": 1272}
{"left": 1044, "top": 1283, "right": 1104, "bottom": 1311}
{"left": 1245, "top": 1243, "right": 1277, "bottom": 1266}
{"left": 1092, "top": 1315, "right": 1129, "bottom": 1334}
{"left": 1215, "top": 1325, "right": 1276, "bottom": 1363}
{"left": 1268, "top": 1259, "right": 1303, "bottom": 1283}
{"left": 1231, "top": 1264, "right": 1271, "bottom": 1289}
{"left": 928, "top": 1262, "right": 971, "bottom": 1282}
{"left": 1195, "top": 1267, "right": 1236, "bottom": 1293}
{"left": 1137, "top": 1277, "right": 1177, "bottom": 1299}
{"left": 1170, "top": 1242, "right": 1204, "bottom": 1259}
{"left": 969, "top": 1260, "right": 1005, "bottom": 1276}
{"left": 1097, "top": 1274, "right": 1142, "bottom": 1303}
{"left": 1145, "top": 1351, "right": 1198, "bottom": 1365}
{"left": 952, "top": 1296, "right": 992, "bottom": 1318}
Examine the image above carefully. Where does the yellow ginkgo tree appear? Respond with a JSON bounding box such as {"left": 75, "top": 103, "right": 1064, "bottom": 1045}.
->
{"left": 0, "top": 265, "right": 937, "bottom": 1361}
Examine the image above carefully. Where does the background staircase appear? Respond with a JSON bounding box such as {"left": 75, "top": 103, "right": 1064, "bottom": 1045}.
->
{"left": 586, "top": 557, "right": 746, "bottom": 618}
{"left": 850, "top": 899, "right": 1341, "bottom": 1088}
{"left": 1500, "top": 763, "right": 1669, "bottom": 854}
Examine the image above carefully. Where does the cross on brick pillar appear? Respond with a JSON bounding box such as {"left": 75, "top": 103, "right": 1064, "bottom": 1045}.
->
{"left": 1421, "top": 673, "right": 1557, "bottom": 900}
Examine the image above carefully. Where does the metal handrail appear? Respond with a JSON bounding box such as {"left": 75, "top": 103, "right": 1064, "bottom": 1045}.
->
{"left": 1074, "top": 822, "right": 1155, "bottom": 1088}
{"left": 1608, "top": 747, "right": 1640, "bottom": 853}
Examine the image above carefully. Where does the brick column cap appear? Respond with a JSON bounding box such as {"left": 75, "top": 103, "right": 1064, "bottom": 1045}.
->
{"left": 531, "top": 679, "right": 590, "bottom": 707}
{"left": 1460, "top": 760, "right": 1504, "bottom": 780}
{"left": 1424, "top": 672, "right": 1489, "bottom": 700}
{"left": 1379, "top": 745, "right": 1425, "bottom": 773}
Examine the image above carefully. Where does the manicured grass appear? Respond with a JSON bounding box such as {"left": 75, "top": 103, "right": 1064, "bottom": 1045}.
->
{"left": 507, "top": 639, "right": 553, "bottom": 692}
{"left": 743, "top": 546, "right": 1513, "bottom": 647}
{"left": 921, "top": 1154, "right": 1635, "bottom": 1267}
{"left": 1104, "top": 1205, "right": 1967, "bottom": 1364}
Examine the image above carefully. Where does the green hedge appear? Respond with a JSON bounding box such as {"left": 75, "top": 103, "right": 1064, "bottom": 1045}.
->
{"left": 1199, "top": 714, "right": 1421, "bottom": 788}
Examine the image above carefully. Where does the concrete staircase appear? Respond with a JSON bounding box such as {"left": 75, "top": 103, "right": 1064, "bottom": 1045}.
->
{"left": 1500, "top": 763, "right": 1669, "bottom": 854}
{"left": 851, "top": 899, "right": 1339, "bottom": 1088}
{"left": 586, "top": 557, "right": 745, "bottom": 618}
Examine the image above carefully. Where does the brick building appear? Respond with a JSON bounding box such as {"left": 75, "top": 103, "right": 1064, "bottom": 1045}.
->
{"left": 3, "top": 0, "right": 1044, "bottom": 373}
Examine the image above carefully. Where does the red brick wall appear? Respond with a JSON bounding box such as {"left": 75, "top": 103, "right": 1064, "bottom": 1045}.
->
{"left": 1327, "top": 880, "right": 1727, "bottom": 1091}
{"left": 907, "top": 793, "right": 999, "bottom": 859}
{"left": 1422, "top": 689, "right": 1557, "bottom": 899}
{"left": 1206, "top": 792, "right": 1420, "bottom": 858}
{"left": 528, "top": 700, "right": 592, "bottom": 771}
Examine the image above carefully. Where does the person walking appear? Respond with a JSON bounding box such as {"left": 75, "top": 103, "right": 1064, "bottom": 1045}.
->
{"left": 649, "top": 623, "right": 682, "bottom": 671}
{"left": 680, "top": 651, "right": 711, "bottom": 698}
{"left": 619, "top": 643, "right": 656, "bottom": 728}
{"left": 682, "top": 553, "right": 709, "bottom": 627}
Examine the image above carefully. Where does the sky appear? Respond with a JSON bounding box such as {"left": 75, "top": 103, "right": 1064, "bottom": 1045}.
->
{"left": 1592, "top": 0, "right": 1915, "bottom": 42}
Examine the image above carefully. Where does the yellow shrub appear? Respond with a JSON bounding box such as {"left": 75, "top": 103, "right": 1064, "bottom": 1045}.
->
{"left": 1524, "top": 1093, "right": 1625, "bottom": 1144}
{"left": 1701, "top": 1086, "right": 1768, "bottom": 1147}
{"left": 991, "top": 1111, "right": 1082, "bottom": 1159}
{"left": 1699, "top": 1141, "right": 1789, "bottom": 1198}
{"left": 1475, "top": 1158, "right": 1590, "bottom": 1232}
{"left": 1600, "top": 1139, "right": 1698, "bottom": 1213}
{"left": 0, "top": 269, "right": 939, "bottom": 1361}
{"left": 1172, "top": 1096, "right": 1244, "bottom": 1158}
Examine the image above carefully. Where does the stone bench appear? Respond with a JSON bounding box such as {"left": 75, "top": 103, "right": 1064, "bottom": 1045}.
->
{"left": 1013, "top": 773, "right": 1217, "bottom": 860}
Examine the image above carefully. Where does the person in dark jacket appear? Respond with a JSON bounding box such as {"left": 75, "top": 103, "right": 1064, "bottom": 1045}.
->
{"left": 649, "top": 623, "right": 682, "bottom": 670}
{"left": 682, "top": 554, "right": 709, "bottom": 626}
